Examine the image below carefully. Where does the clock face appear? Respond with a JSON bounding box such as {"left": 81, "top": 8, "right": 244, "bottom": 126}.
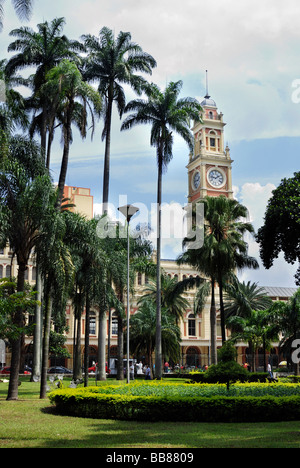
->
{"left": 208, "top": 169, "right": 225, "bottom": 187}
{"left": 193, "top": 171, "right": 200, "bottom": 190}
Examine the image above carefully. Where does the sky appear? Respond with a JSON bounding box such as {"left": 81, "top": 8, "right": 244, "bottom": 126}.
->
{"left": 0, "top": 0, "right": 299, "bottom": 287}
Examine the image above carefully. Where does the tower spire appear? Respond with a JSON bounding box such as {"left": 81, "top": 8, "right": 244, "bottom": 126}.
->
{"left": 205, "top": 70, "right": 210, "bottom": 98}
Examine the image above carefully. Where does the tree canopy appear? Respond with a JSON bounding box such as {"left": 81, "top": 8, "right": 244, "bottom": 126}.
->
{"left": 256, "top": 172, "right": 300, "bottom": 286}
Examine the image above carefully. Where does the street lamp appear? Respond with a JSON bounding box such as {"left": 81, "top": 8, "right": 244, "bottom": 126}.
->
{"left": 118, "top": 204, "right": 139, "bottom": 384}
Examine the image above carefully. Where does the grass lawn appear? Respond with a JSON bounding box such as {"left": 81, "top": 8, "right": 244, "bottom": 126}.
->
{"left": 0, "top": 377, "right": 300, "bottom": 448}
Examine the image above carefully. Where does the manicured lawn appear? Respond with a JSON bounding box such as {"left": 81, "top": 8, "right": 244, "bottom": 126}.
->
{"left": 0, "top": 377, "right": 300, "bottom": 448}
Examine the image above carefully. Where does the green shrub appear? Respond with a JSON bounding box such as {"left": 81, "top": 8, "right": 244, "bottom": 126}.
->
{"left": 49, "top": 383, "right": 300, "bottom": 423}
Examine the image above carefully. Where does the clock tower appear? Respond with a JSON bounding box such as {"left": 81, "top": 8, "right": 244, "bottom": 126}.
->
{"left": 187, "top": 83, "right": 233, "bottom": 203}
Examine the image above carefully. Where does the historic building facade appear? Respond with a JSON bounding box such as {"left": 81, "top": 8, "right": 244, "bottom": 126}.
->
{"left": 1, "top": 97, "right": 298, "bottom": 372}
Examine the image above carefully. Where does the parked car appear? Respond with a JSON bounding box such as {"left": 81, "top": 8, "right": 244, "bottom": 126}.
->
{"left": 48, "top": 366, "right": 72, "bottom": 374}
{"left": 0, "top": 366, "right": 31, "bottom": 375}
{"left": 88, "top": 362, "right": 110, "bottom": 374}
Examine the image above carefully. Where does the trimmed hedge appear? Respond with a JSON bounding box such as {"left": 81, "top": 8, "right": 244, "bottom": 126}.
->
{"left": 181, "top": 371, "right": 270, "bottom": 383}
{"left": 49, "top": 387, "right": 300, "bottom": 422}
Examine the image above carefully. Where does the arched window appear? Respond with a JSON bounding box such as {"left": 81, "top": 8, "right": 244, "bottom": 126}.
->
{"left": 112, "top": 312, "right": 118, "bottom": 336}
{"left": 208, "top": 111, "right": 213, "bottom": 119}
{"left": 89, "top": 312, "right": 96, "bottom": 335}
{"left": 5, "top": 265, "right": 11, "bottom": 278}
{"left": 188, "top": 313, "right": 196, "bottom": 336}
{"left": 0, "top": 265, "right": 3, "bottom": 279}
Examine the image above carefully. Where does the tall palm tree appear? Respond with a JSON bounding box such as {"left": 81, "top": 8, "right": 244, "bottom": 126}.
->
{"left": 121, "top": 80, "right": 202, "bottom": 378}
{"left": 37, "top": 203, "right": 74, "bottom": 399}
{"left": 82, "top": 27, "right": 157, "bottom": 213}
{"left": 177, "top": 196, "right": 259, "bottom": 363}
{"left": 0, "top": 0, "right": 33, "bottom": 31}
{"left": 202, "top": 196, "right": 259, "bottom": 343}
{"left": 5, "top": 17, "right": 84, "bottom": 161}
{"left": 44, "top": 59, "right": 102, "bottom": 207}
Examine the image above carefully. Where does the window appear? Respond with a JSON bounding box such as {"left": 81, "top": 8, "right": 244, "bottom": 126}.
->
{"left": 210, "top": 137, "right": 216, "bottom": 147}
{"left": 137, "top": 272, "right": 142, "bottom": 286}
{"left": 208, "top": 111, "right": 213, "bottom": 119}
{"left": 5, "top": 265, "right": 11, "bottom": 278}
{"left": 89, "top": 313, "right": 96, "bottom": 335}
{"left": 32, "top": 267, "right": 37, "bottom": 282}
{"left": 188, "top": 313, "right": 196, "bottom": 336}
{"left": 0, "top": 265, "right": 3, "bottom": 279}
{"left": 112, "top": 312, "right": 118, "bottom": 335}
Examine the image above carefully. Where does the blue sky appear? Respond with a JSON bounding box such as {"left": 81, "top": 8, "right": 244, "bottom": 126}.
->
{"left": 1, "top": 0, "right": 299, "bottom": 287}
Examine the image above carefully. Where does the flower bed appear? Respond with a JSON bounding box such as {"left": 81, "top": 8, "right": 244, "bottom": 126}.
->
{"left": 48, "top": 381, "right": 300, "bottom": 422}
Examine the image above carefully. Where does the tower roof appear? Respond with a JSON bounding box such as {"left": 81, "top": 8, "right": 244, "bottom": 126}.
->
{"left": 201, "top": 94, "right": 217, "bottom": 108}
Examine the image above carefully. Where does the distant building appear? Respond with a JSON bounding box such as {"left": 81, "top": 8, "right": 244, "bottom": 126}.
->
{"left": 62, "top": 185, "right": 94, "bottom": 219}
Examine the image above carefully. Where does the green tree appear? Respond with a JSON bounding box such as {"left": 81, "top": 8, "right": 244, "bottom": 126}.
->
{"left": 44, "top": 59, "right": 102, "bottom": 207}
{"left": 256, "top": 172, "right": 300, "bottom": 286}
{"left": 129, "top": 300, "right": 181, "bottom": 371}
{"left": 36, "top": 201, "right": 74, "bottom": 399}
{"left": 0, "top": 0, "right": 33, "bottom": 31}
{"left": 274, "top": 289, "right": 300, "bottom": 374}
{"left": 0, "top": 136, "right": 53, "bottom": 400}
{"left": 224, "top": 277, "right": 273, "bottom": 320}
{"left": 121, "top": 80, "right": 201, "bottom": 378}
{"left": 82, "top": 27, "right": 157, "bottom": 213}
{"left": 226, "top": 308, "right": 278, "bottom": 372}
{"left": 6, "top": 17, "right": 84, "bottom": 162}
{"left": 138, "top": 273, "right": 190, "bottom": 325}
{"left": 177, "top": 196, "right": 258, "bottom": 363}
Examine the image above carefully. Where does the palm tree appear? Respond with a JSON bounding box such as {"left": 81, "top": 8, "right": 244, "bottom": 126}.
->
{"left": 224, "top": 278, "right": 273, "bottom": 371}
{"left": 275, "top": 289, "right": 300, "bottom": 374}
{"left": 177, "top": 196, "right": 259, "bottom": 363}
{"left": 121, "top": 80, "right": 201, "bottom": 378}
{"left": 226, "top": 309, "right": 278, "bottom": 372}
{"left": 0, "top": 136, "right": 52, "bottom": 400}
{"left": 44, "top": 59, "right": 102, "bottom": 207}
{"left": 82, "top": 27, "right": 157, "bottom": 213}
{"left": 202, "top": 196, "right": 259, "bottom": 343}
{"left": 5, "top": 17, "right": 84, "bottom": 160}
{"left": 129, "top": 300, "right": 181, "bottom": 371}
{"left": 0, "top": 0, "right": 33, "bottom": 31}
{"left": 224, "top": 277, "right": 273, "bottom": 320}
{"left": 138, "top": 274, "right": 190, "bottom": 324}
{"left": 37, "top": 202, "right": 74, "bottom": 399}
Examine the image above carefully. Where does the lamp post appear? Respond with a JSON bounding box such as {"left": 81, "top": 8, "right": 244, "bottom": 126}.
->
{"left": 118, "top": 204, "right": 139, "bottom": 384}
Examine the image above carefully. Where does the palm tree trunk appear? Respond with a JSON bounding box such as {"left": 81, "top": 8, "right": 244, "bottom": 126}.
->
{"left": 84, "top": 294, "right": 90, "bottom": 387}
{"left": 7, "top": 263, "right": 26, "bottom": 400}
{"left": 102, "top": 95, "right": 113, "bottom": 214}
{"left": 117, "top": 314, "right": 124, "bottom": 380}
{"left": 210, "top": 278, "right": 217, "bottom": 365}
{"left": 155, "top": 157, "right": 163, "bottom": 379}
{"left": 97, "top": 309, "right": 107, "bottom": 381}
{"left": 73, "top": 308, "right": 83, "bottom": 381}
{"left": 218, "top": 273, "right": 226, "bottom": 344}
{"left": 40, "top": 290, "right": 52, "bottom": 399}
{"left": 57, "top": 107, "right": 73, "bottom": 208}
{"left": 31, "top": 266, "right": 42, "bottom": 380}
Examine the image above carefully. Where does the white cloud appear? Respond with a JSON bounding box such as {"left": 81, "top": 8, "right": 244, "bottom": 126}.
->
{"left": 236, "top": 182, "right": 297, "bottom": 287}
